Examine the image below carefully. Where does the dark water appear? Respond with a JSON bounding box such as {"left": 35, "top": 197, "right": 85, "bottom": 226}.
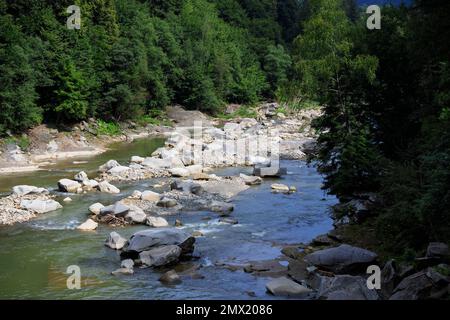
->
{"left": 0, "top": 138, "right": 336, "bottom": 299}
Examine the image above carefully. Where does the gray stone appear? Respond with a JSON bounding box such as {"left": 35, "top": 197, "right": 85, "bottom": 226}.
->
{"left": 139, "top": 245, "right": 182, "bottom": 267}
{"left": 303, "top": 244, "right": 378, "bottom": 274}
{"left": 141, "top": 190, "right": 161, "bottom": 202}
{"left": 98, "top": 160, "right": 120, "bottom": 172}
{"left": 74, "top": 171, "right": 89, "bottom": 182}
{"left": 121, "top": 259, "right": 134, "bottom": 269}
{"left": 88, "top": 202, "right": 104, "bottom": 215}
{"left": 125, "top": 206, "right": 147, "bottom": 224}
{"left": 157, "top": 197, "right": 178, "bottom": 208}
{"left": 239, "top": 174, "right": 262, "bottom": 185}
{"left": 76, "top": 218, "right": 98, "bottom": 231}
{"left": 146, "top": 216, "right": 169, "bottom": 228}
{"left": 219, "top": 217, "right": 238, "bottom": 225}
{"left": 100, "top": 202, "right": 130, "bottom": 217}
{"left": 159, "top": 270, "right": 182, "bottom": 284}
{"left": 20, "top": 199, "right": 62, "bottom": 214}
{"left": 426, "top": 242, "right": 449, "bottom": 259}
{"left": 253, "top": 166, "right": 287, "bottom": 177}
{"left": 108, "top": 165, "right": 131, "bottom": 176}
{"left": 12, "top": 185, "right": 48, "bottom": 197}
{"left": 271, "top": 183, "right": 290, "bottom": 192}
{"left": 58, "top": 179, "right": 82, "bottom": 193}
{"left": 266, "top": 277, "right": 312, "bottom": 297}
{"left": 97, "top": 181, "right": 120, "bottom": 194}
{"left": 105, "top": 231, "right": 127, "bottom": 250}
{"left": 317, "top": 275, "right": 379, "bottom": 300}
{"left": 111, "top": 268, "right": 134, "bottom": 276}
{"left": 124, "top": 229, "right": 195, "bottom": 254}
{"left": 209, "top": 200, "right": 234, "bottom": 215}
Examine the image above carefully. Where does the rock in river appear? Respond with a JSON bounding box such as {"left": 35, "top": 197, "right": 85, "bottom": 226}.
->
{"left": 123, "top": 228, "right": 195, "bottom": 256}
{"left": 100, "top": 202, "right": 130, "bottom": 217}
{"left": 159, "top": 270, "right": 182, "bottom": 284}
{"left": 317, "top": 275, "right": 379, "bottom": 300}
{"left": 20, "top": 199, "right": 62, "bottom": 214}
{"left": 76, "top": 218, "right": 98, "bottom": 231}
{"left": 141, "top": 190, "right": 161, "bottom": 202}
{"left": 303, "top": 244, "right": 378, "bottom": 274}
{"left": 266, "top": 277, "right": 312, "bottom": 297}
{"left": 271, "top": 183, "right": 290, "bottom": 193}
{"left": 58, "top": 179, "right": 82, "bottom": 193}
{"left": 74, "top": 171, "right": 89, "bottom": 183}
{"left": 97, "top": 181, "right": 120, "bottom": 194}
{"left": 89, "top": 202, "right": 104, "bottom": 215}
{"left": 105, "top": 231, "right": 127, "bottom": 250}
{"left": 239, "top": 174, "right": 262, "bottom": 185}
{"left": 12, "top": 185, "right": 48, "bottom": 197}
{"left": 146, "top": 216, "right": 169, "bottom": 228}
{"left": 157, "top": 197, "right": 178, "bottom": 208}
{"left": 139, "top": 245, "right": 182, "bottom": 267}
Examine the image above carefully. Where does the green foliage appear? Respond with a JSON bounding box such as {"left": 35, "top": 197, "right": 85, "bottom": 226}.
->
{"left": 96, "top": 120, "right": 121, "bottom": 136}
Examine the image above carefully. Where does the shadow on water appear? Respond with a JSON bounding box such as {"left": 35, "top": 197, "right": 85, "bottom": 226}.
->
{"left": 0, "top": 137, "right": 336, "bottom": 299}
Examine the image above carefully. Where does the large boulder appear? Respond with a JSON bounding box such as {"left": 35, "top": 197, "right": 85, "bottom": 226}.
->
{"left": 58, "top": 179, "right": 82, "bottom": 193}
{"left": 390, "top": 268, "right": 450, "bottom": 300}
{"left": 139, "top": 245, "right": 182, "bottom": 267}
{"left": 105, "top": 231, "right": 127, "bottom": 250}
{"left": 97, "top": 181, "right": 120, "bottom": 194}
{"left": 123, "top": 228, "right": 195, "bottom": 255}
{"left": 12, "top": 185, "right": 48, "bottom": 197}
{"left": 304, "top": 244, "right": 378, "bottom": 274}
{"left": 266, "top": 277, "right": 312, "bottom": 297}
{"left": 20, "top": 199, "right": 62, "bottom": 214}
{"left": 317, "top": 275, "right": 379, "bottom": 300}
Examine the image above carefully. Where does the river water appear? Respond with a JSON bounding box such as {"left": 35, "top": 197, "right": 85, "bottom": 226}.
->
{"left": 0, "top": 138, "right": 336, "bottom": 299}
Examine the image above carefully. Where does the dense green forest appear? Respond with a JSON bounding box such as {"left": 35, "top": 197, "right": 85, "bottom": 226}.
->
{"left": 1, "top": 0, "right": 449, "bottom": 257}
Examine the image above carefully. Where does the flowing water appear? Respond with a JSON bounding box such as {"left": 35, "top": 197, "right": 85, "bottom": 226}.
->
{"left": 0, "top": 138, "right": 337, "bottom": 299}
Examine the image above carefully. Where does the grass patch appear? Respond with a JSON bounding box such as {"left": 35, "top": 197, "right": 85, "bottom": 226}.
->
{"left": 135, "top": 110, "right": 172, "bottom": 127}
{"left": 96, "top": 120, "right": 121, "bottom": 136}
{"left": 2, "top": 136, "right": 31, "bottom": 151}
{"left": 217, "top": 105, "right": 258, "bottom": 119}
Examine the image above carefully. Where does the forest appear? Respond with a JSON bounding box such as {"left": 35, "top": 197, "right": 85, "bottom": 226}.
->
{"left": 1, "top": 0, "right": 449, "bottom": 259}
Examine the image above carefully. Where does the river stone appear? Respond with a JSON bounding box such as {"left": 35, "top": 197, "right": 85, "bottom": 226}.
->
{"left": 141, "top": 190, "right": 161, "bottom": 202}
{"left": 98, "top": 160, "right": 120, "bottom": 172}
{"left": 58, "top": 179, "right": 82, "bottom": 193}
{"left": 219, "top": 217, "right": 238, "bottom": 225}
{"left": 159, "top": 270, "right": 182, "bottom": 284}
{"left": 124, "top": 229, "right": 195, "bottom": 254}
{"left": 253, "top": 166, "right": 287, "bottom": 177}
{"left": 100, "top": 202, "right": 130, "bottom": 217}
{"left": 141, "top": 157, "right": 169, "bottom": 169}
{"left": 89, "top": 202, "right": 104, "bottom": 215}
{"left": 185, "top": 165, "right": 202, "bottom": 175}
{"left": 20, "top": 199, "right": 62, "bottom": 214}
{"left": 97, "top": 181, "right": 120, "bottom": 194}
{"left": 111, "top": 268, "right": 134, "bottom": 276}
{"left": 125, "top": 206, "right": 147, "bottom": 224}
{"left": 169, "top": 167, "right": 190, "bottom": 177}
{"left": 12, "top": 185, "right": 48, "bottom": 197}
{"left": 131, "top": 156, "right": 145, "bottom": 163}
{"left": 426, "top": 242, "right": 449, "bottom": 259}
{"left": 121, "top": 259, "right": 134, "bottom": 269}
{"left": 74, "top": 171, "right": 89, "bottom": 182}
{"left": 82, "top": 179, "right": 99, "bottom": 189}
{"left": 170, "top": 181, "right": 203, "bottom": 195}
{"left": 108, "top": 165, "right": 131, "bottom": 176}
{"left": 139, "top": 245, "right": 182, "bottom": 267}
{"left": 63, "top": 197, "right": 72, "bottom": 203}
{"left": 209, "top": 201, "right": 234, "bottom": 216}
{"left": 239, "top": 174, "right": 262, "bottom": 185}
{"left": 105, "top": 231, "right": 127, "bottom": 250}
{"left": 266, "top": 277, "right": 312, "bottom": 297}
{"left": 271, "top": 183, "right": 290, "bottom": 192}
{"left": 157, "top": 197, "right": 178, "bottom": 208}
{"left": 130, "top": 190, "right": 142, "bottom": 199}
{"left": 317, "top": 275, "right": 379, "bottom": 300}
{"left": 303, "top": 244, "right": 378, "bottom": 274}
{"left": 146, "top": 216, "right": 169, "bottom": 228}
{"left": 76, "top": 218, "right": 98, "bottom": 231}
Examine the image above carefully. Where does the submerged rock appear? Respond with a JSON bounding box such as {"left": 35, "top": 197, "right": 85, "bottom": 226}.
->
{"left": 159, "top": 270, "right": 182, "bottom": 284}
